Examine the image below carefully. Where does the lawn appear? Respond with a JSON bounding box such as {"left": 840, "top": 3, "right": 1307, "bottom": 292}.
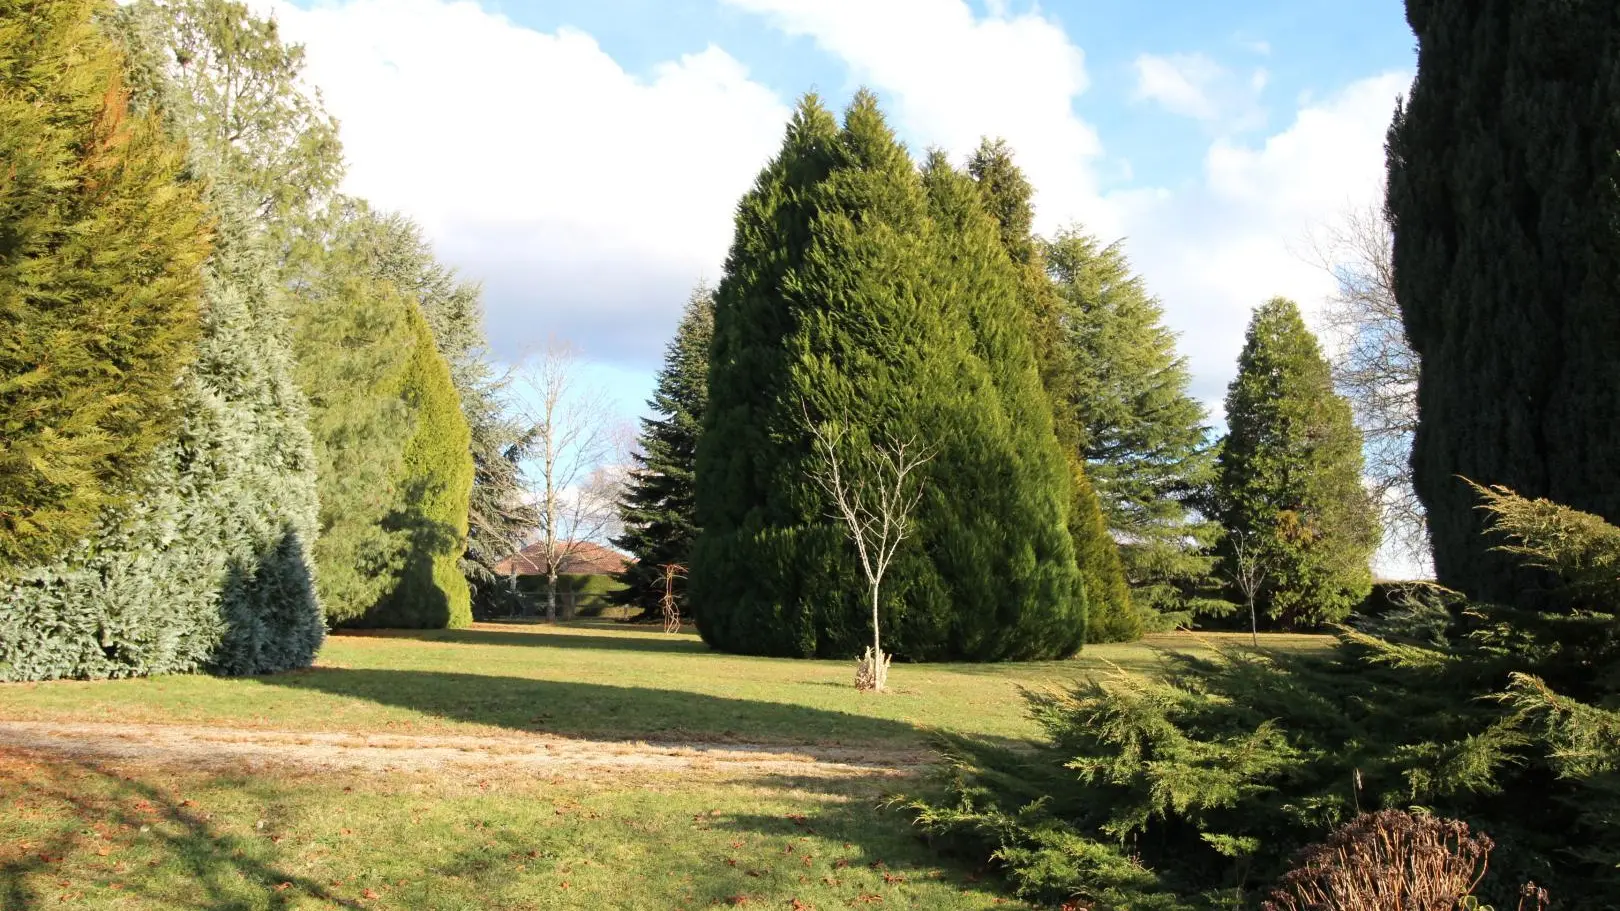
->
{"left": 0, "top": 621, "right": 1327, "bottom": 749}
{"left": 0, "top": 622, "right": 1329, "bottom": 909}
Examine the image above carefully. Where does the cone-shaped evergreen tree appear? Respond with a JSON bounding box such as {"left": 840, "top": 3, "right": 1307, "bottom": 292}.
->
{"left": 613, "top": 283, "right": 715, "bottom": 618}
{"left": 1214, "top": 298, "right": 1379, "bottom": 626}
{"left": 966, "top": 140, "right": 1136, "bottom": 640}
{"left": 289, "top": 206, "right": 417, "bottom": 623}
{"left": 0, "top": 0, "right": 212, "bottom": 569}
{"left": 1387, "top": 0, "right": 1620, "bottom": 605}
{"left": 350, "top": 305, "right": 474, "bottom": 629}
{"left": 1045, "top": 228, "right": 1218, "bottom": 621}
{"left": 692, "top": 92, "right": 1084, "bottom": 661}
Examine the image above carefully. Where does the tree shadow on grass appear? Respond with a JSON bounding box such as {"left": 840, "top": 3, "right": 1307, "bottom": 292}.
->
{"left": 258, "top": 667, "right": 937, "bottom": 750}
{"left": 0, "top": 754, "right": 359, "bottom": 911}
{"left": 345, "top": 626, "right": 712, "bottom": 655}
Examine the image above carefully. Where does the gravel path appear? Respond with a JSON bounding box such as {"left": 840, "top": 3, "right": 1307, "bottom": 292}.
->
{"left": 0, "top": 720, "right": 932, "bottom": 778}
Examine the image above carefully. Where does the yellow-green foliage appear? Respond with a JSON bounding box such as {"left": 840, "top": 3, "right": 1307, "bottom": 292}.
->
{"left": 353, "top": 306, "right": 473, "bottom": 629}
{"left": 0, "top": 0, "right": 211, "bottom": 569}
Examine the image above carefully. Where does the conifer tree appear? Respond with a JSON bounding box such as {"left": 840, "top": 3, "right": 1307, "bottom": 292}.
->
{"left": 1045, "top": 228, "right": 1218, "bottom": 618}
{"left": 1214, "top": 298, "right": 1379, "bottom": 626}
{"left": 0, "top": 0, "right": 211, "bottom": 569}
{"left": 1386, "top": 0, "right": 1620, "bottom": 604}
{"left": 290, "top": 203, "right": 476, "bottom": 628}
{"left": 693, "top": 92, "right": 1084, "bottom": 661}
{"left": 309, "top": 209, "right": 527, "bottom": 610}
{"left": 289, "top": 206, "right": 417, "bottom": 623}
{"left": 351, "top": 306, "right": 474, "bottom": 629}
{"left": 1, "top": 184, "right": 323, "bottom": 680}
{"left": 966, "top": 140, "right": 1136, "bottom": 640}
{"left": 115, "top": 0, "right": 343, "bottom": 242}
{"left": 614, "top": 284, "right": 715, "bottom": 618}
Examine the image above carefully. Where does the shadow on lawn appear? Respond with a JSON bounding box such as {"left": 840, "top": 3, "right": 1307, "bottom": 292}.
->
{"left": 341, "top": 626, "right": 713, "bottom": 655}
{"left": 258, "top": 667, "right": 935, "bottom": 748}
{"left": 0, "top": 755, "right": 360, "bottom": 911}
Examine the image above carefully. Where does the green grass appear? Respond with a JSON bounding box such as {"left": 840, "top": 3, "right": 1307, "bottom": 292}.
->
{"left": 0, "top": 622, "right": 1329, "bottom": 749}
{"left": 0, "top": 753, "right": 1023, "bottom": 910}
{"left": 0, "top": 622, "right": 1329, "bottom": 909}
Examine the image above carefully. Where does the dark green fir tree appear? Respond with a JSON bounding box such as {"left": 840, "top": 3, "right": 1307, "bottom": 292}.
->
{"left": 1045, "top": 228, "right": 1218, "bottom": 621}
{"left": 613, "top": 283, "right": 715, "bottom": 619}
{"left": 1214, "top": 298, "right": 1379, "bottom": 626}
{"left": 1386, "top": 0, "right": 1620, "bottom": 605}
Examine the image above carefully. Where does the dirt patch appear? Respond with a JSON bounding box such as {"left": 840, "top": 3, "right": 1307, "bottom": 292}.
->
{"left": 0, "top": 720, "right": 933, "bottom": 779}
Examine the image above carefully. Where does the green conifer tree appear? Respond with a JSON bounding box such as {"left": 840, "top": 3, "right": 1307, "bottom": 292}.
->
{"left": 1214, "top": 298, "right": 1379, "bottom": 626}
{"left": 306, "top": 209, "right": 526, "bottom": 612}
{"left": 289, "top": 207, "right": 417, "bottom": 623}
{"left": 351, "top": 305, "right": 474, "bottom": 629}
{"left": 1045, "top": 228, "right": 1218, "bottom": 620}
{"left": 0, "top": 0, "right": 211, "bottom": 569}
{"left": 966, "top": 140, "right": 1136, "bottom": 640}
{"left": 614, "top": 283, "right": 715, "bottom": 618}
{"left": 1386, "top": 0, "right": 1620, "bottom": 605}
{"left": 115, "top": 0, "right": 343, "bottom": 243}
{"left": 692, "top": 92, "right": 1084, "bottom": 661}
{"left": 1, "top": 185, "right": 323, "bottom": 680}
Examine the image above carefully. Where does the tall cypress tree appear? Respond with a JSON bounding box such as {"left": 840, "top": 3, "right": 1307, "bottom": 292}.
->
{"left": 692, "top": 92, "right": 1084, "bottom": 661}
{"left": 1045, "top": 228, "right": 1218, "bottom": 620}
{"left": 690, "top": 95, "right": 840, "bottom": 655}
{"left": 307, "top": 209, "right": 523, "bottom": 612}
{"left": 0, "top": 0, "right": 212, "bottom": 569}
{"left": 965, "top": 140, "right": 1136, "bottom": 641}
{"left": 1214, "top": 298, "right": 1379, "bottom": 626}
{"left": 614, "top": 283, "right": 715, "bottom": 618}
{"left": 1387, "top": 0, "right": 1620, "bottom": 604}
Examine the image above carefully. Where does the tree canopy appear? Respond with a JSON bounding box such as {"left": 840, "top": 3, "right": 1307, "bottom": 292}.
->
{"left": 0, "top": 0, "right": 211, "bottom": 569}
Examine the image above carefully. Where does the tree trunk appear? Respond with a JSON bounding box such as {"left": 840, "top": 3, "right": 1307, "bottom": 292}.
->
{"left": 1249, "top": 595, "right": 1259, "bottom": 647}
{"left": 547, "top": 571, "right": 558, "bottom": 624}
{"left": 871, "top": 581, "right": 883, "bottom": 692}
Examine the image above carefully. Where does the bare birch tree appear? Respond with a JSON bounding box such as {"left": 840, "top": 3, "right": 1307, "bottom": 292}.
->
{"left": 805, "top": 414, "right": 933, "bottom": 692}
{"left": 512, "top": 339, "right": 622, "bottom": 622}
{"left": 1303, "top": 202, "right": 1430, "bottom": 572}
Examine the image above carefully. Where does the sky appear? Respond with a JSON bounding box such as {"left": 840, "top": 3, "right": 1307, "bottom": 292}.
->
{"left": 258, "top": 0, "right": 1422, "bottom": 571}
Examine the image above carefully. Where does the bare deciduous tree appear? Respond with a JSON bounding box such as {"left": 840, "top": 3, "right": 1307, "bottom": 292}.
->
{"left": 805, "top": 413, "right": 933, "bottom": 693}
{"left": 1227, "top": 530, "right": 1270, "bottom": 647}
{"left": 512, "top": 339, "right": 624, "bottom": 622}
{"left": 1303, "top": 202, "right": 1431, "bottom": 573}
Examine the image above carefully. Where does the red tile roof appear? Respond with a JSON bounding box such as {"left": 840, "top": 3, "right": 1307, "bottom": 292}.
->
{"left": 493, "top": 540, "right": 630, "bottom": 577}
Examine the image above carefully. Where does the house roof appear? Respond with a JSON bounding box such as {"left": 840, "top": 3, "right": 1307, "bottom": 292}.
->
{"left": 493, "top": 540, "right": 630, "bottom": 577}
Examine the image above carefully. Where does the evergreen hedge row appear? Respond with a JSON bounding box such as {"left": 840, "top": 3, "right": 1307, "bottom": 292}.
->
{"left": 0, "top": 195, "right": 324, "bottom": 681}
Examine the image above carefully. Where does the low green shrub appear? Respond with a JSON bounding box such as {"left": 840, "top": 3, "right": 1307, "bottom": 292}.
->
{"left": 903, "top": 484, "right": 1620, "bottom": 909}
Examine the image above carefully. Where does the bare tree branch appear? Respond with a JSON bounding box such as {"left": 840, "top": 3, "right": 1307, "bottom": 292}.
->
{"left": 804, "top": 407, "right": 933, "bottom": 692}
{"left": 1302, "top": 202, "right": 1431, "bottom": 573}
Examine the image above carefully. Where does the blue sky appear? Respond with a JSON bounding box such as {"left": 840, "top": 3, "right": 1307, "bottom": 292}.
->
{"left": 270, "top": 0, "right": 1416, "bottom": 422}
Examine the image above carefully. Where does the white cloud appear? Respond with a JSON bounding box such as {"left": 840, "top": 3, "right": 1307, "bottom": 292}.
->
{"left": 255, "top": 0, "right": 789, "bottom": 367}
{"left": 1113, "top": 70, "right": 1412, "bottom": 420}
{"left": 1132, "top": 52, "right": 1268, "bottom": 130}
{"left": 720, "top": 0, "right": 1112, "bottom": 236}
